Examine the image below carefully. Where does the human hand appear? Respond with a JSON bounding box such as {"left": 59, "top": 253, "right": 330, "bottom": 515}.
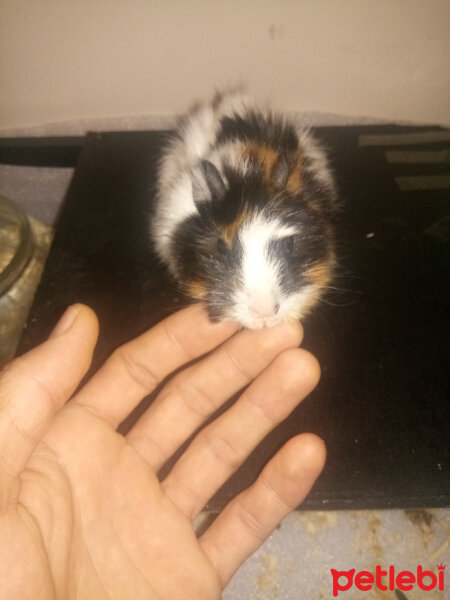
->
{"left": 0, "top": 303, "right": 325, "bottom": 600}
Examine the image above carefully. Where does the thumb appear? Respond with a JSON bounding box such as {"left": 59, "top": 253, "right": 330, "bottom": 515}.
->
{"left": 0, "top": 304, "right": 98, "bottom": 505}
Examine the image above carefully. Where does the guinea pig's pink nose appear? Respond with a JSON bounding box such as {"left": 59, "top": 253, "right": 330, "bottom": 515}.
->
{"left": 249, "top": 294, "right": 280, "bottom": 318}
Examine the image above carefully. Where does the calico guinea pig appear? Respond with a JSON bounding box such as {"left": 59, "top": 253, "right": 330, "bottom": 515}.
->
{"left": 151, "top": 88, "right": 338, "bottom": 329}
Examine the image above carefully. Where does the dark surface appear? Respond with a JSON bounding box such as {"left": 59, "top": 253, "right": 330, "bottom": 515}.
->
{"left": 0, "top": 136, "right": 83, "bottom": 167}
{"left": 18, "top": 126, "right": 450, "bottom": 511}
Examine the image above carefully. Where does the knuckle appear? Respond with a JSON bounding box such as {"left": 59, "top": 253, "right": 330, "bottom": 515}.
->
{"left": 161, "top": 320, "right": 193, "bottom": 362}
{"left": 260, "top": 471, "right": 293, "bottom": 511}
{"left": 201, "top": 427, "right": 242, "bottom": 471}
{"left": 234, "top": 498, "right": 266, "bottom": 543}
{"left": 223, "top": 343, "right": 252, "bottom": 382}
{"left": 113, "top": 347, "right": 160, "bottom": 393}
{"left": 171, "top": 376, "right": 217, "bottom": 419}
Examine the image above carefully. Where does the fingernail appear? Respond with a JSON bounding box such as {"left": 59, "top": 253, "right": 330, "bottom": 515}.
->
{"left": 50, "top": 305, "right": 80, "bottom": 338}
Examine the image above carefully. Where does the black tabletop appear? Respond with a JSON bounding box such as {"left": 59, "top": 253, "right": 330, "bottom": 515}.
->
{"left": 18, "top": 125, "right": 450, "bottom": 511}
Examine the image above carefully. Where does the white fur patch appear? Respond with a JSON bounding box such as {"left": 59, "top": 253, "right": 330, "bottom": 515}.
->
{"left": 230, "top": 213, "right": 300, "bottom": 327}
{"left": 240, "top": 213, "right": 295, "bottom": 292}
{"left": 297, "top": 128, "right": 336, "bottom": 194}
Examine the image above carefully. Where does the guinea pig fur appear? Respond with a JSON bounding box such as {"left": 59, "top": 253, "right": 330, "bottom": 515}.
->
{"left": 151, "top": 88, "right": 338, "bottom": 330}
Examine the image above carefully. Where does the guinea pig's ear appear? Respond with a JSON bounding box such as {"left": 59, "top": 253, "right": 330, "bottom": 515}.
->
{"left": 271, "top": 151, "right": 303, "bottom": 194}
{"left": 272, "top": 156, "right": 290, "bottom": 189}
{"left": 192, "top": 160, "right": 226, "bottom": 209}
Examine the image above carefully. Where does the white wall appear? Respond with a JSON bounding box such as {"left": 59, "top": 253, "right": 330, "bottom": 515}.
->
{"left": 1, "top": 0, "right": 449, "bottom": 130}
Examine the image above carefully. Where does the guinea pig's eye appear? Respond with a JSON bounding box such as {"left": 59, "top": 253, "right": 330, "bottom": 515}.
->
{"left": 217, "top": 237, "right": 228, "bottom": 255}
{"left": 280, "top": 235, "right": 295, "bottom": 253}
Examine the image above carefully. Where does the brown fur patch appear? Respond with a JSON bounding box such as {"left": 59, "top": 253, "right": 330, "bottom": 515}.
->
{"left": 242, "top": 143, "right": 279, "bottom": 187}
{"left": 220, "top": 207, "right": 249, "bottom": 247}
{"left": 306, "top": 200, "right": 323, "bottom": 214}
{"left": 286, "top": 150, "right": 303, "bottom": 195}
{"left": 185, "top": 279, "right": 208, "bottom": 299}
{"left": 304, "top": 259, "right": 332, "bottom": 288}
{"left": 242, "top": 143, "right": 303, "bottom": 194}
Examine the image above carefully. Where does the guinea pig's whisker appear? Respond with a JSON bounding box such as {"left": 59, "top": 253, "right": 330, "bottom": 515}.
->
{"left": 320, "top": 284, "right": 362, "bottom": 294}
{"left": 317, "top": 290, "right": 361, "bottom": 307}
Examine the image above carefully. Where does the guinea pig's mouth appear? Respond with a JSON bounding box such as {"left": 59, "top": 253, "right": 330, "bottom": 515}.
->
{"left": 225, "top": 290, "right": 282, "bottom": 329}
{"left": 205, "top": 298, "right": 283, "bottom": 329}
{"left": 224, "top": 285, "right": 321, "bottom": 329}
{"left": 203, "top": 284, "right": 322, "bottom": 329}
{"left": 243, "top": 314, "right": 285, "bottom": 330}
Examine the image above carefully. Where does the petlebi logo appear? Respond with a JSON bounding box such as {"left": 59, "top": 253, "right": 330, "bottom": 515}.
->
{"left": 330, "top": 563, "right": 446, "bottom": 597}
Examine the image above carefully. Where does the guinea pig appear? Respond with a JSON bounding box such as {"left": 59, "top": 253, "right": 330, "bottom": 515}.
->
{"left": 151, "top": 88, "right": 338, "bottom": 329}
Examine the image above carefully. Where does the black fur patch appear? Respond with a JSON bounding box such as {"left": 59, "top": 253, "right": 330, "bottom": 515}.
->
{"left": 172, "top": 212, "right": 243, "bottom": 312}
{"left": 217, "top": 110, "right": 299, "bottom": 151}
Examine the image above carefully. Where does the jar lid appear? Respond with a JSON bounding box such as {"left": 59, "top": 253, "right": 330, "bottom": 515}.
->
{"left": 0, "top": 195, "right": 35, "bottom": 295}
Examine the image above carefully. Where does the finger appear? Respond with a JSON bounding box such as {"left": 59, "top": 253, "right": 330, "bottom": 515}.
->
{"left": 199, "top": 433, "right": 326, "bottom": 587}
{"left": 162, "top": 348, "right": 320, "bottom": 518}
{"left": 126, "top": 320, "right": 303, "bottom": 471}
{"left": 0, "top": 304, "right": 98, "bottom": 503}
{"left": 73, "top": 304, "right": 238, "bottom": 427}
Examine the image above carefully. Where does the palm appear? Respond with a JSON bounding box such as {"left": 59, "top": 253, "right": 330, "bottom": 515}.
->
{"left": 18, "top": 406, "right": 219, "bottom": 600}
{"left": 1, "top": 304, "right": 325, "bottom": 600}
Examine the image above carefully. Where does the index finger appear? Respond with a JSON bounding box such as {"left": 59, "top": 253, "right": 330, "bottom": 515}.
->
{"left": 73, "top": 304, "right": 239, "bottom": 427}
